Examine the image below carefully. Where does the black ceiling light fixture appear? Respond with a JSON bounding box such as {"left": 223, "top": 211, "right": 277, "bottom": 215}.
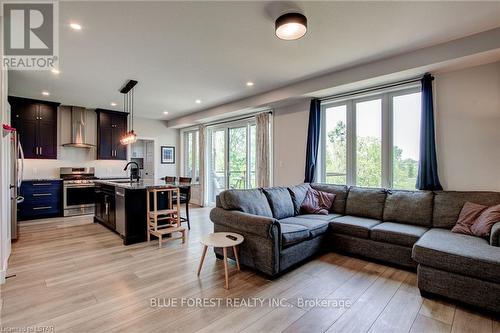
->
{"left": 275, "top": 12, "right": 307, "bottom": 40}
{"left": 119, "top": 79, "right": 138, "bottom": 145}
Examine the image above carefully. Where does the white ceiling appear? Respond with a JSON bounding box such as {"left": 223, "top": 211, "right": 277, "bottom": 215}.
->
{"left": 8, "top": 1, "right": 500, "bottom": 120}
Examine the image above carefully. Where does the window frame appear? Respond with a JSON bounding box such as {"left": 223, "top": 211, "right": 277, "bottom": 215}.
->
{"left": 320, "top": 85, "right": 421, "bottom": 189}
{"left": 183, "top": 129, "right": 199, "bottom": 183}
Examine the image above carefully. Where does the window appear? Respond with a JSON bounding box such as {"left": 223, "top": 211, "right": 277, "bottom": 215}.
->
{"left": 324, "top": 105, "right": 347, "bottom": 184}
{"left": 356, "top": 99, "right": 382, "bottom": 187}
{"left": 206, "top": 120, "right": 257, "bottom": 204}
{"left": 183, "top": 130, "right": 199, "bottom": 182}
{"left": 321, "top": 87, "right": 421, "bottom": 190}
{"left": 392, "top": 92, "right": 421, "bottom": 189}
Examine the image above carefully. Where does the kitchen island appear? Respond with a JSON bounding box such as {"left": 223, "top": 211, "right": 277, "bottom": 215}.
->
{"left": 93, "top": 179, "right": 189, "bottom": 245}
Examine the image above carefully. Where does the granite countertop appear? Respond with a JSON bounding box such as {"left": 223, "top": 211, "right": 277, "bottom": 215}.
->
{"left": 24, "top": 178, "right": 62, "bottom": 182}
{"left": 94, "top": 179, "right": 190, "bottom": 190}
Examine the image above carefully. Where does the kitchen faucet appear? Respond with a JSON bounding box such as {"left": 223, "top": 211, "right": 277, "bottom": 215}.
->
{"left": 124, "top": 161, "right": 140, "bottom": 182}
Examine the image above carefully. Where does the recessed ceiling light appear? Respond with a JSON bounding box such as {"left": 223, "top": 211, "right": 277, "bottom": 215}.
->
{"left": 275, "top": 13, "right": 307, "bottom": 40}
{"left": 70, "top": 23, "right": 82, "bottom": 30}
{"left": 195, "top": 99, "right": 202, "bottom": 104}
{"left": 246, "top": 81, "right": 254, "bottom": 87}
{"left": 163, "top": 111, "right": 169, "bottom": 115}
{"left": 42, "top": 91, "right": 50, "bottom": 96}
{"left": 51, "top": 68, "right": 60, "bottom": 74}
{"left": 110, "top": 102, "right": 117, "bottom": 107}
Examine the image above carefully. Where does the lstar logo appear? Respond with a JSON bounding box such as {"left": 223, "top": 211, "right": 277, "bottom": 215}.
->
{"left": 2, "top": 2, "right": 59, "bottom": 70}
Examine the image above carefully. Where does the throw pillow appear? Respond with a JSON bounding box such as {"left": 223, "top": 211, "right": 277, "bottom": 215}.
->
{"left": 300, "top": 188, "right": 335, "bottom": 215}
{"left": 470, "top": 203, "right": 500, "bottom": 237}
{"left": 451, "top": 202, "right": 487, "bottom": 235}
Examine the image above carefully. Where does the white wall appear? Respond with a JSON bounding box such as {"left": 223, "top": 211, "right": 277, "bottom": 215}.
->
{"left": 271, "top": 61, "right": 500, "bottom": 191}
{"left": 21, "top": 112, "right": 179, "bottom": 180}
{"left": 273, "top": 100, "right": 310, "bottom": 186}
{"left": 133, "top": 117, "right": 179, "bottom": 180}
{"left": 435, "top": 61, "right": 500, "bottom": 191}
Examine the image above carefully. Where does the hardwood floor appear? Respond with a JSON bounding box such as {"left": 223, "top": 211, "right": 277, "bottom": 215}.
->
{"left": 1, "top": 206, "right": 498, "bottom": 333}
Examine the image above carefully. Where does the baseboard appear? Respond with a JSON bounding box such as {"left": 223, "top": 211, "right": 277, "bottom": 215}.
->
{"left": 1, "top": 245, "right": 10, "bottom": 284}
{"left": 0, "top": 267, "right": 5, "bottom": 284}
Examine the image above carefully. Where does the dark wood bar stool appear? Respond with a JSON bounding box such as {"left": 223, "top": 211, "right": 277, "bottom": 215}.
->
{"left": 178, "top": 177, "right": 192, "bottom": 230}
{"left": 164, "top": 176, "right": 176, "bottom": 183}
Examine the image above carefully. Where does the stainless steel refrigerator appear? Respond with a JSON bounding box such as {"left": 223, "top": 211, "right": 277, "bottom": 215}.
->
{"left": 10, "top": 131, "right": 24, "bottom": 240}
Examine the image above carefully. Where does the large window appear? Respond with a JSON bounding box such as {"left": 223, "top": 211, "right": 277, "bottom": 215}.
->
{"left": 207, "top": 120, "right": 257, "bottom": 204}
{"left": 321, "top": 87, "right": 421, "bottom": 190}
{"left": 183, "top": 130, "right": 199, "bottom": 182}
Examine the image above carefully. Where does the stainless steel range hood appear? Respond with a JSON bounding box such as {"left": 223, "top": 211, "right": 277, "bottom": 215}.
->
{"left": 62, "top": 106, "right": 95, "bottom": 148}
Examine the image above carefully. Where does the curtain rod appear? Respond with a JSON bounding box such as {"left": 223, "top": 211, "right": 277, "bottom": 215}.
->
{"left": 203, "top": 110, "right": 272, "bottom": 128}
{"left": 319, "top": 74, "right": 429, "bottom": 103}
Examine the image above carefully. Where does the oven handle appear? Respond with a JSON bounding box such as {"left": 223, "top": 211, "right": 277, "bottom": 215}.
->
{"left": 64, "top": 184, "right": 96, "bottom": 188}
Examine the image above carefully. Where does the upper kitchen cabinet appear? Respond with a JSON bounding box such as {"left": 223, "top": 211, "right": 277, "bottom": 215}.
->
{"left": 95, "top": 109, "right": 128, "bottom": 160}
{"left": 9, "top": 96, "right": 60, "bottom": 159}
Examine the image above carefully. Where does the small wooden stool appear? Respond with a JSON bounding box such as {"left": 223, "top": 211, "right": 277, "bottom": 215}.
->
{"left": 197, "top": 232, "right": 244, "bottom": 289}
{"left": 146, "top": 187, "right": 186, "bottom": 248}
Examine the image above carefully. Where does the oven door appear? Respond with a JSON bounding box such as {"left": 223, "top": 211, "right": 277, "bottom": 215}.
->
{"left": 64, "top": 183, "right": 96, "bottom": 209}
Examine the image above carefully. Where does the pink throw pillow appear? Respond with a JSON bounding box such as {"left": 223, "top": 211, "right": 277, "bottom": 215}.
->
{"left": 470, "top": 203, "right": 500, "bottom": 238}
{"left": 451, "top": 202, "right": 487, "bottom": 235}
{"left": 300, "top": 189, "right": 335, "bottom": 215}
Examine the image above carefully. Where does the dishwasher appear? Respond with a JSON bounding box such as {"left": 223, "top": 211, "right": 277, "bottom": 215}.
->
{"left": 115, "top": 187, "right": 126, "bottom": 237}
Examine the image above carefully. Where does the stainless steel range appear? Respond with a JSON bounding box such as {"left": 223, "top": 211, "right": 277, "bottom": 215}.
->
{"left": 60, "top": 167, "right": 97, "bottom": 216}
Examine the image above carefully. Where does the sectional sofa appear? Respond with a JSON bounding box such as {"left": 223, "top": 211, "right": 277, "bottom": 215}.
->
{"left": 210, "top": 183, "right": 500, "bottom": 312}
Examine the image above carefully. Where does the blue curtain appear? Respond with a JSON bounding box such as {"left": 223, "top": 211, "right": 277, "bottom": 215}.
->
{"left": 417, "top": 73, "right": 443, "bottom": 190}
{"left": 304, "top": 99, "right": 321, "bottom": 183}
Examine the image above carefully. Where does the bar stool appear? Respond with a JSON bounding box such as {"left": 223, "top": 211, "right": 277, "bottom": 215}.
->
{"left": 164, "top": 176, "right": 176, "bottom": 183}
{"left": 178, "top": 177, "right": 192, "bottom": 230}
{"left": 146, "top": 187, "right": 186, "bottom": 248}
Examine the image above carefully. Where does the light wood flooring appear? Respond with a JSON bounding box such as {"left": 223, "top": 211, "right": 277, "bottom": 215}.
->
{"left": 1, "top": 206, "right": 498, "bottom": 333}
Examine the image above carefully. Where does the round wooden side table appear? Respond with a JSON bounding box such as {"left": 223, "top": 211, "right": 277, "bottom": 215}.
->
{"left": 197, "top": 232, "right": 244, "bottom": 289}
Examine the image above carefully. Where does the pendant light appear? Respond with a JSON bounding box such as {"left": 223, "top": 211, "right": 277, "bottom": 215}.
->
{"left": 120, "top": 80, "right": 138, "bottom": 145}
{"left": 275, "top": 12, "right": 307, "bottom": 40}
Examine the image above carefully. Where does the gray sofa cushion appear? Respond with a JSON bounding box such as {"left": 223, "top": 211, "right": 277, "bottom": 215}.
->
{"left": 329, "top": 215, "right": 381, "bottom": 239}
{"left": 288, "top": 183, "right": 311, "bottom": 215}
{"left": 219, "top": 189, "right": 273, "bottom": 217}
{"left": 297, "top": 213, "right": 341, "bottom": 222}
{"left": 279, "top": 223, "right": 310, "bottom": 247}
{"left": 383, "top": 190, "right": 433, "bottom": 227}
{"left": 432, "top": 191, "right": 500, "bottom": 229}
{"left": 345, "top": 187, "right": 387, "bottom": 220}
{"left": 279, "top": 216, "right": 329, "bottom": 238}
{"left": 310, "top": 183, "right": 349, "bottom": 214}
{"left": 412, "top": 228, "right": 500, "bottom": 284}
{"left": 371, "top": 222, "right": 428, "bottom": 247}
{"left": 263, "top": 187, "right": 295, "bottom": 219}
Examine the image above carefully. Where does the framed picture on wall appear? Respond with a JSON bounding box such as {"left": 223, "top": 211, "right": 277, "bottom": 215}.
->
{"left": 161, "top": 146, "right": 175, "bottom": 164}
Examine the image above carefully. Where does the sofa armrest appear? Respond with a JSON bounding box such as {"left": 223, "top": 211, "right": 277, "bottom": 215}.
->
{"left": 490, "top": 221, "right": 500, "bottom": 247}
{"left": 210, "top": 207, "right": 278, "bottom": 239}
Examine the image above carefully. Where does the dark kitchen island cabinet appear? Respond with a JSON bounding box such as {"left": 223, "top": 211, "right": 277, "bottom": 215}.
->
{"left": 94, "top": 182, "right": 147, "bottom": 245}
{"left": 95, "top": 109, "right": 128, "bottom": 160}
{"left": 9, "top": 96, "right": 60, "bottom": 159}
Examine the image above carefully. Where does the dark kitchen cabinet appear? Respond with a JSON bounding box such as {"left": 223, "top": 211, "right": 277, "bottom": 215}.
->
{"left": 94, "top": 184, "right": 116, "bottom": 230}
{"left": 9, "top": 96, "right": 59, "bottom": 159}
{"left": 96, "top": 109, "right": 128, "bottom": 160}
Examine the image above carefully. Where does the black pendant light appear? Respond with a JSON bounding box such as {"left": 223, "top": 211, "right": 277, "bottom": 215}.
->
{"left": 120, "top": 79, "right": 138, "bottom": 145}
{"left": 275, "top": 12, "right": 307, "bottom": 40}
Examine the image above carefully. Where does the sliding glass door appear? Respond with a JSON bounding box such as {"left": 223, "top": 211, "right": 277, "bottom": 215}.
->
{"left": 207, "top": 121, "right": 256, "bottom": 204}
{"left": 228, "top": 126, "right": 248, "bottom": 189}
